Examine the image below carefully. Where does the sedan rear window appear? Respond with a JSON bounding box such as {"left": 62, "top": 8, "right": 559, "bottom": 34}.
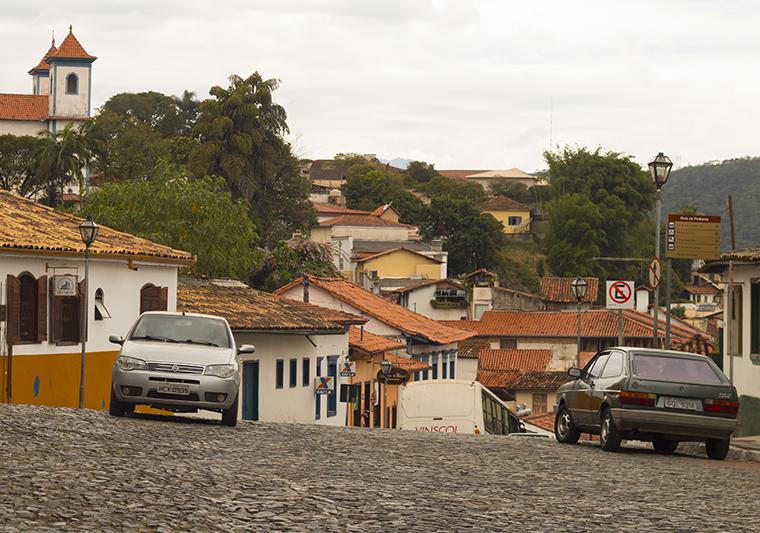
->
{"left": 632, "top": 354, "right": 724, "bottom": 385}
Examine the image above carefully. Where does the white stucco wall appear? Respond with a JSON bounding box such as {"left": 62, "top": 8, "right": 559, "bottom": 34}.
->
{"left": 329, "top": 226, "right": 409, "bottom": 241}
{"left": 0, "top": 120, "right": 46, "bottom": 137}
{"left": 458, "top": 358, "right": 478, "bottom": 381}
{"left": 404, "top": 285, "right": 467, "bottom": 321}
{"left": 234, "top": 331, "right": 349, "bottom": 425}
{"left": 723, "top": 267, "right": 760, "bottom": 399}
{"left": 50, "top": 63, "right": 90, "bottom": 118}
{"left": 33, "top": 73, "right": 51, "bottom": 96}
{"left": 0, "top": 252, "right": 179, "bottom": 357}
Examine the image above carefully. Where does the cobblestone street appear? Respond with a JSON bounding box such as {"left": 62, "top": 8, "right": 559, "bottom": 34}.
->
{"left": 1, "top": 404, "right": 759, "bottom": 532}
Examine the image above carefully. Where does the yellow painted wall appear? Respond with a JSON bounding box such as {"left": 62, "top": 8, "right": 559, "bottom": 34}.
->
{"left": 2, "top": 350, "right": 119, "bottom": 410}
{"left": 485, "top": 209, "right": 532, "bottom": 234}
{"left": 357, "top": 249, "right": 441, "bottom": 279}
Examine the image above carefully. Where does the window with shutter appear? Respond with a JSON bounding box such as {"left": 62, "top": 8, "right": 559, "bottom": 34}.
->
{"left": 36, "top": 275, "right": 47, "bottom": 343}
{"left": 5, "top": 275, "right": 21, "bottom": 345}
{"left": 51, "top": 279, "right": 82, "bottom": 345}
{"left": 140, "top": 284, "right": 168, "bottom": 313}
{"left": 18, "top": 273, "right": 37, "bottom": 342}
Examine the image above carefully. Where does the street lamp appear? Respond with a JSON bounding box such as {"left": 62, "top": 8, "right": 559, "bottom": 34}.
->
{"left": 78, "top": 215, "right": 99, "bottom": 409}
{"left": 380, "top": 358, "right": 393, "bottom": 429}
{"left": 571, "top": 276, "right": 588, "bottom": 369}
{"left": 648, "top": 152, "right": 672, "bottom": 346}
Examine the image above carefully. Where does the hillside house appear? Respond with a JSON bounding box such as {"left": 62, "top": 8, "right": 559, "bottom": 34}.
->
{"left": 540, "top": 277, "right": 599, "bottom": 311}
{"left": 479, "top": 196, "right": 532, "bottom": 235}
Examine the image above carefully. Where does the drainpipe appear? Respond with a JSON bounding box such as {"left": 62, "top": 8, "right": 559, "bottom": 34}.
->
{"left": 302, "top": 278, "right": 309, "bottom": 303}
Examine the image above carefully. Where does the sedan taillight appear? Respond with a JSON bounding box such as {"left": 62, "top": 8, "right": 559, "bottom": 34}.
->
{"left": 703, "top": 399, "right": 739, "bottom": 415}
{"left": 619, "top": 391, "right": 657, "bottom": 407}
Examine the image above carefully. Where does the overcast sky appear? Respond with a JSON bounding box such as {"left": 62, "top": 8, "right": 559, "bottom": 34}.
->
{"left": 1, "top": 1, "right": 758, "bottom": 171}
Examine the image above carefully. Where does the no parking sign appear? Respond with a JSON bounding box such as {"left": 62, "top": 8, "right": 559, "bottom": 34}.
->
{"left": 606, "top": 280, "right": 634, "bottom": 310}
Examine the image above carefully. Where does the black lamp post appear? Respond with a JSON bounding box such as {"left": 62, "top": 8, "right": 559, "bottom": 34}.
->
{"left": 648, "top": 152, "right": 673, "bottom": 345}
{"left": 78, "top": 215, "right": 99, "bottom": 409}
{"left": 380, "top": 358, "right": 393, "bottom": 429}
{"left": 571, "top": 276, "right": 588, "bottom": 368}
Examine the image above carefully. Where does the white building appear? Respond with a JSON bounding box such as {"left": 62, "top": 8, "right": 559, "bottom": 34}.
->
{"left": 0, "top": 191, "right": 193, "bottom": 409}
{"left": 0, "top": 27, "right": 95, "bottom": 138}
{"left": 177, "top": 279, "right": 365, "bottom": 425}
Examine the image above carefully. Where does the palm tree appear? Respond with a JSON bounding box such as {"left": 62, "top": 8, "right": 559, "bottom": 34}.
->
{"left": 35, "top": 123, "right": 92, "bottom": 207}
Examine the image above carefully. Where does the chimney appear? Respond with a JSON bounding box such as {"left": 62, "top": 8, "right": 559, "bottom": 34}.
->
{"left": 431, "top": 238, "right": 443, "bottom": 251}
{"left": 302, "top": 278, "right": 310, "bottom": 303}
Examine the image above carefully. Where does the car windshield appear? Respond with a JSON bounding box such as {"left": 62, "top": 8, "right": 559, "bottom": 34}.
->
{"left": 130, "top": 315, "right": 230, "bottom": 348}
{"left": 632, "top": 354, "right": 724, "bottom": 385}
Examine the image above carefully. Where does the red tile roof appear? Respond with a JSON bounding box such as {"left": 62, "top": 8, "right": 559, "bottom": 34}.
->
{"left": 276, "top": 275, "right": 475, "bottom": 345}
{"left": 0, "top": 94, "right": 48, "bottom": 121}
{"left": 355, "top": 247, "right": 442, "bottom": 264}
{"left": 392, "top": 278, "right": 464, "bottom": 295}
{"left": 318, "top": 214, "right": 411, "bottom": 228}
{"left": 684, "top": 284, "right": 718, "bottom": 295}
{"left": 29, "top": 44, "right": 57, "bottom": 73}
{"left": 386, "top": 353, "right": 431, "bottom": 372}
{"left": 440, "top": 309, "right": 703, "bottom": 341}
{"left": 480, "top": 196, "right": 530, "bottom": 211}
{"left": 478, "top": 349, "right": 552, "bottom": 371}
{"left": 540, "top": 277, "right": 599, "bottom": 303}
{"left": 349, "top": 327, "right": 405, "bottom": 355}
{"left": 457, "top": 340, "right": 490, "bottom": 359}
{"left": 313, "top": 203, "right": 370, "bottom": 216}
{"left": 287, "top": 300, "right": 368, "bottom": 326}
{"left": 478, "top": 369, "right": 569, "bottom": 390}
{"left": 47, "top": 30, "right": 96, "bottom": 62}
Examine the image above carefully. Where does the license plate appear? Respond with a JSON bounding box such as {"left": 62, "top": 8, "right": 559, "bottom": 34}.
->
{"left": 662, "top": 396, "right": 700, "bottom": 411}
{"left": 156, "top": 383, "right": 190, "bottom": 395}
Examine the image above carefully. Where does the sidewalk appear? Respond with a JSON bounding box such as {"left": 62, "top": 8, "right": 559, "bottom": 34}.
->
{"left": 678, "top": 435, "right": 760, "bottom": 463}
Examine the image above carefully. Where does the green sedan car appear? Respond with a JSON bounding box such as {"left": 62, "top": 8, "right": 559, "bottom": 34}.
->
{"left": 554, "top": 348, "right": 739, "bottom": 460}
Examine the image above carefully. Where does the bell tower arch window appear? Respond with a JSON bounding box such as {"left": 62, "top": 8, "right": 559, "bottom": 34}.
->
{"left": 65, "top": 73, "right": 78, "bottom": 95}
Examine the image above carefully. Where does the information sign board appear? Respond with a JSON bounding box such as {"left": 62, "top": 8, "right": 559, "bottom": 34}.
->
{"left": 666, "top": 215, "right": 721, "bottom": 260}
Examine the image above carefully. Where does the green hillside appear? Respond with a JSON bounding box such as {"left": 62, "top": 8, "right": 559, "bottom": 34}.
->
{"left": 662, "top": 157, "right": 760, "bottom": 250}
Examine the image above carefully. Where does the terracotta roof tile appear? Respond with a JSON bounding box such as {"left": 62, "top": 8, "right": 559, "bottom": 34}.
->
{"left": 275, "top": 275, "right": 475, "bottom": 345}
{"left": 177, "top": 281, "right": 345, "bottom": 332}
{"left": 540, "top": 277, "right": 599, "bottom": 303}
{"left": 319, "top": 214, "right": 411, "bottom": 228}
{"left": 457, "top": 340, "right": 490, "bottom": 359}
{"left": 308, "top": 159, "right": 351, "bottom": 182}
{"left": 386, "top": 353, "right": 431, "bottom": 372}
{"left": 523, "top": 412, "right": 556, "bottom": 432}
{"left": 477, "top": 369, "right": 569, "bottom": 390}
{"left": 684, "top": 284, "right": 718, "bottom": 295}
{"left": 29, "top": 44, "right": 57, "bottom": 73}
{"left": 0, "top": 191, "right": 194, "bottom": 264}
{"left": 349, "top": 327, "right": 405, "bottom": 355}
{"left": 313, "top": 203, "right": 370, "bottom": 216}
{"left": 440, "top": 309, "right": 704, "bottom": 341}
{"left": 48, "top": 31, "right": 96, "bottom": 61}
{"left": 478, "top": 349, "right": 552, "bottom": 371}
{"left": 0, "top": 94, "right": 48, "bottom": 121}
{"left": 480, "top": 196, "right": 530, "bottom": 211}
{"left": 286, "top": 300, "right": 367, "bottom": 326}
{"left": 355, "top": 247, "right": 442, "bottom": 264}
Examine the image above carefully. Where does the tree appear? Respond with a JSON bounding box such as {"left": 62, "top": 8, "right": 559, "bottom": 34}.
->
{"left": 101, "top": 91, "right": 187, "bottom": 137}
{"left": 251, "top": 239, "right": 339, "bottom": 292}
{"left": 35, "top": 123, "right": 91, "bottom": 207}
{"left": 416, "top": 175, "right": 487, "bottom": 204}
{"left": 423, "top": 197, "right": 505, "bottom": 276}
{"left": 406, "top": 160, "right": 439, "bottom": 184}
{"left": 0, "top": 135, "right": 46, "bottom": 197}
{"left": 191, "top": 73, "right": 313, "bottom": 244}
{"left": 82, "top": 171, "right": 260, "bottom": 279}
{"left": 344, "top": 165, "right": 427, "bottom": 225}
{"left": 544, "top": 146, "right": 655, "bottom": 276}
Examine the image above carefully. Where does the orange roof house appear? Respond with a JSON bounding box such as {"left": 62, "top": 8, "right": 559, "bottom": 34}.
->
{"left": 540, "top": 277, "right": 599, "bottom": 305}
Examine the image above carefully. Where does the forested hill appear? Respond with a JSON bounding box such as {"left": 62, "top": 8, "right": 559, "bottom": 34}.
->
{"left": 662, "top": 157, "right": 760, "bottom": 250}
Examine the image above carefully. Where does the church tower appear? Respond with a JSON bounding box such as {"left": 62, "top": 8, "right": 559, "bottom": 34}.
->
{"left": 28, "top": 36, "right": 56, "bottom": 96}
{"left": 46, "top": 26, "right": 96, "bottom": 130}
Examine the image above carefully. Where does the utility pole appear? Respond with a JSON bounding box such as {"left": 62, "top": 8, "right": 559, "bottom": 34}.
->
{"left": 727, "top": 196, "right": 736, "bottom": 385}
{"left": 665, "top": 260, "right": 672, "bottom": 349}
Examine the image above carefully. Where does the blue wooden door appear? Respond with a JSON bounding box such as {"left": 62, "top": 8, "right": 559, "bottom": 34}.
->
{"left": 242, "top": 361, "right": 259, "bottom": 421}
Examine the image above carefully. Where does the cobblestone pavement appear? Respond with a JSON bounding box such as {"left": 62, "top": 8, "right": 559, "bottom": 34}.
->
{"left": 1, "top": 405, "right": 759, "bottom": 532}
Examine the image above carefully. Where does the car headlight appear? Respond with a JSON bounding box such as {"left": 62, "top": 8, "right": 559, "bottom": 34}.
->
{"left": 116, "top": 356, "right": 147, "bottom": 371}
{"left": 204, "top": 364, "right": 237, "bottom": 378}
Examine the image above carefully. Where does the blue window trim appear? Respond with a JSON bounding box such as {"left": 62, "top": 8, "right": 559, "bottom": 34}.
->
{"left": 449, "top": 351, "right": 456, "bottom": 379}
{"left": 65, "top": 72, "right": 79, "bottom": 95}
{"left": 442, "top": 352, "right": 448, "bottom": 379}
{"left": 327, "top": 356, "right": 338, "bottom": 417}
{"left": 302, "top": 357, "right": 310, "bottom": 387}
{"left": 432, "top": 357, "right": 438, "bottom": 380}
{"left": 315, "top": 357, "right": 323, "bottom": 420}
{"left": 275, "top": 359, "right": 284, "bottom": 389}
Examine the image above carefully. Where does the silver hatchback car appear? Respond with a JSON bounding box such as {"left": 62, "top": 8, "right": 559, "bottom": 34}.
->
{"left": 109, "top": 312, "right": 255, "bottom": 426}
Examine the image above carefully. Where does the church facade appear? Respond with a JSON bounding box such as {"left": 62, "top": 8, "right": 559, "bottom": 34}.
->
{"left": 0, "top": 27, "right": 95, "bottom": 137}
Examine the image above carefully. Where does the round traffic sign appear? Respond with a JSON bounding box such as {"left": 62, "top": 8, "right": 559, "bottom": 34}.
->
{"left": 648, "top": 257, "right": 662, "bottom": 289}
{"left": 608, "top": 281, "right": 633, "bottom": 305}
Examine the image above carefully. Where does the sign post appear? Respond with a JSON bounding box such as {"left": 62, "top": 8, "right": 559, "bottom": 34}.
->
{"left": 606, "top": 281, "right": 634, "bottom": 347}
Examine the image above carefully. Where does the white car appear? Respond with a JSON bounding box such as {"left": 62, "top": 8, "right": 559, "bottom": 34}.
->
{"left": 109, "top": 311, "right": 254, "bottom": 426}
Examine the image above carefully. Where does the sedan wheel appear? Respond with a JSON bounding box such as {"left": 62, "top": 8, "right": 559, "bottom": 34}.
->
{"left": 600, "top": 409, "right": 622, "bottom": 452}
{"left": 555, "top": 405, "right": 580, "bottom": 444}
{"left": 705, "top": 438, "right": 730, "bottom": 460}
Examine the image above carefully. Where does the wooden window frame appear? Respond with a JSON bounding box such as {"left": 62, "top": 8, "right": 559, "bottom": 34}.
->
{"left": 5, "top": 273, "right": 47, "bottom": 346}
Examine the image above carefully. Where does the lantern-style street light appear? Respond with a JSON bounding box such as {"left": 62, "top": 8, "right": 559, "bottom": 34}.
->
{"left": 571, "top": 276, "right": 588, "bottom": 369}
{"left": 380, "top": 359, "right": 393, "bottom": 429}
{"left": 78, "top": 215, "right": 99, "bottom": 408}
{"left": 648, "top": 152, "right": 673, "bottom": 345}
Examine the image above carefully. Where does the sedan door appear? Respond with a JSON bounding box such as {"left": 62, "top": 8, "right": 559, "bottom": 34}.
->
{"left": 571, "top": 352, "right": 610, "bottom": 428}
{"left": 587, "top": 350, "right": 626, "bottom": 430}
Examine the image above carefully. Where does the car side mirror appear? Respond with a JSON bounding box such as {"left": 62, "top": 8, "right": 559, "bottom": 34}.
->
{"left": 109, "top": 335, "right": 125, "bottom": 346}
{"left": 568, "top": 367, "right": 582, "bottom": 378}
{"left": 237, "top": 344, "right": 256, "bottom": 355}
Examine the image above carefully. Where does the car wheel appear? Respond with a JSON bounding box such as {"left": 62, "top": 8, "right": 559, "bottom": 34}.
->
{"left": 599, "top": 409, "right": 622, "bottom": 452}
{"left": 652, "top": 438, "right": 679, "bottom": 454}
{"left": 705, "top": 438, "right": 730, "bottom": 460}
{"left": 554, "top": 404, "right": 581, "bottom": 444}
{"left": 109, "top": 386, "right": 128, "bottom": 417}
{"left": 222, "top": 394, "right": 238, "bottom": 427}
